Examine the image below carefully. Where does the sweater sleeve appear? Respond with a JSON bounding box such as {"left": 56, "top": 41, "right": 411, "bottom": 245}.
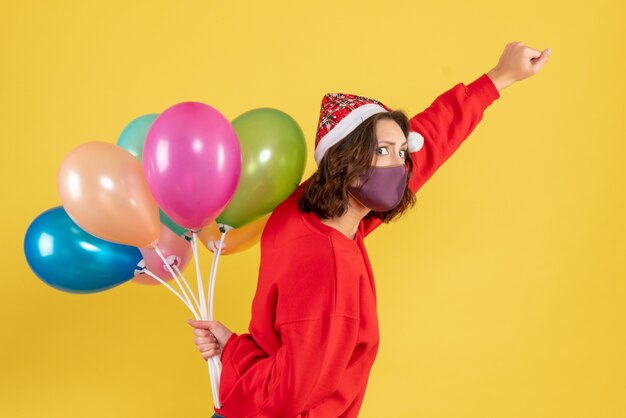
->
{"left": 215, "top": 243, "right": 360, "bottom": 418}
{"left": 363, "top": 73, "right": 500, "bottom": 237}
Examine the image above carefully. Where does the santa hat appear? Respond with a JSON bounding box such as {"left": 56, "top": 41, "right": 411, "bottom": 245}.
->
{"left": 314, "top": 92, "right": 424, "bottom": 165}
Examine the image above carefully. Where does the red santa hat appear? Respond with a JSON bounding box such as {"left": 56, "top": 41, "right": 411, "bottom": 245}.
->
{"left": 314, "top": 92, "right": 424, "bottom": 165}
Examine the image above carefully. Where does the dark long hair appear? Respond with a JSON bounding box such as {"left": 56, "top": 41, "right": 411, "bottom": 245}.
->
{"left": 298, "top": 110, "right": 416, "bottom": 223}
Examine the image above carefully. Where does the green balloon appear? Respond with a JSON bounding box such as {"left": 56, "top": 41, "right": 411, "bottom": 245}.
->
{"left": 217, "top": 108, "right": 307, "bottom": 228}
{"left": 117, "top": 113, "right": 158, "bottom": 162}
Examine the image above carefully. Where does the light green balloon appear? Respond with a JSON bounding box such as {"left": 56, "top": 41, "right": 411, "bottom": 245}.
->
{"left": 117, "top": 114, "right": 158, "bottom": 162}
{"left": 217, "top": 108, "right": 307, "bottom": 228}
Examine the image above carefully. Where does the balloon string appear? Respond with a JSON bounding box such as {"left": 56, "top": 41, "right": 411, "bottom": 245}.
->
{"left": 154, "top": 245, "right": 200, "bottom": 320}
{"left": 208, "top": 230, "right": 228, "bottom": 321}
{"left": 189, "top": 233, "right": 221, "bottom": 408}
{"left": 190, "top": 233, "right": 208, "bottom": 321}
{"left": 141, "top": 269, "right": 199, "bottom": 320}
{"left": 205, "top": 228, "right": 228, "bottom": 409}
{"left": 173, "top": 264, "right": 201, "bottom": 316}
{"left": 209, "top": 356, "right": 222, "bottom": 409}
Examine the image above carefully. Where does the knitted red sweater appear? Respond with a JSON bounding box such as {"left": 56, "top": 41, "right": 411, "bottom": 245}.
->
{"left": 215, "top": 73, "right": 500, "bottom": 418}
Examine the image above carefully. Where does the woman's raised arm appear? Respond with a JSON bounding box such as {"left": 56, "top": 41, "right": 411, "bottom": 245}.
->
{"left": 363, "top": 42, "right": 550, "bottom": 237}
{"left": 407, "top": 41, "right": 550, "bottom": 195}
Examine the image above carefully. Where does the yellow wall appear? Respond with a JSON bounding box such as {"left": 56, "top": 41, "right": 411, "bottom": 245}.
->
{"left": 2, "top": 1, "right": 625, "bottom": 417}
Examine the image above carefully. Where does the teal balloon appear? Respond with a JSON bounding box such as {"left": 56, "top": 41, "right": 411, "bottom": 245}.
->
{"left": 117, "top": 113, "right": 158, "bottom": 162}
{"left": 217, "top": 108, "right": 306, "bottom": 228}
{"left": 24, "top": 207, "right": 142, "bottom": 294}
{"left": 159, "top": 209, "right": 188, "bottom": 236}
{"left": 117, "top": 113, "right": 189, "bottom": 237}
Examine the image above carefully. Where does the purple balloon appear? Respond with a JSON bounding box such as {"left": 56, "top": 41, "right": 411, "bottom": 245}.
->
{"left": 143, "top": 102, "right": 242, "bottom": 231}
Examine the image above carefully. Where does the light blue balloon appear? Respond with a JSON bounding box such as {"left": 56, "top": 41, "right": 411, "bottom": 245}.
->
{"left": 117, "top": 113, "right": 159, "bottom": 162}
{"left": 24, "top": 207, "right": 142, "bottom": 294}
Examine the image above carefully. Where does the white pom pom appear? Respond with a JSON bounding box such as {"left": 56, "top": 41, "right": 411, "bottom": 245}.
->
{"left": 407, "top": 131, "right": 424, "bottom": 152}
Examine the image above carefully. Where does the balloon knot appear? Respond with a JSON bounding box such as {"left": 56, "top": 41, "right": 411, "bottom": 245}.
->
{"left": 134, "top": 259, "right": 147, "bottom": 276}
{"left": 218, "top": 224, "right": 234, "bottom": 234}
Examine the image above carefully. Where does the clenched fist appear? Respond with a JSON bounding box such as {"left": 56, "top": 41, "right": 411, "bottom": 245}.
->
{"left": 487, "top": 41, "right": 551, "bottom": 91}
{"left": 187, "top": 319, "right": 234, "bottom": 361}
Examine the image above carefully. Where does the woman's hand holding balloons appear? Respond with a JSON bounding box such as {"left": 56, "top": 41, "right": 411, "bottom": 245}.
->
{"left": 187, "top": 319, "right": 234, "bottom": 360}
{"left": 28, "top": 101, "right": 305, "bottom": 412}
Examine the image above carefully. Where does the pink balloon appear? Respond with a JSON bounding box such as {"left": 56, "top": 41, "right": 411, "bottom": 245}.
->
{"left": 143, "top": 102, "right": 242, "bottom": 231}
{"left": 133, "top": 225, "right": 192, "bottom": 286}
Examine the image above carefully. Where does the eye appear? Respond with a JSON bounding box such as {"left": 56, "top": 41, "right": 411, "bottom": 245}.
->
{"left": 399, "top": 149, "right": 407, "bottom": 159}
{"left": 376, "top": 147, "right": 389, "bottom": 156}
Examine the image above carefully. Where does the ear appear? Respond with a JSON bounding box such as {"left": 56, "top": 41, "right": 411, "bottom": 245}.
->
{"left": 407, "top": 131, "right": 424, "bottom": 152}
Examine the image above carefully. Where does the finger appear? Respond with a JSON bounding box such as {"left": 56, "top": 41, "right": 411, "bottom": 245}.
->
{"left": 525, "top": 46, "right": 544, "bottom": 59}
{"left": 202, "top": 353, "right": 218, "bottom": 360}
{"left": 201, "top": 348, "right": 222, "bottom": 360}
{"left": 187, "top": 319, "right": 219, "bottom": 330}
{"left": 531, "top": 50, "right": 550, "bottom": 72}
{"left": 194, "top": 336, "right": 217, "bottom": 345}
{"left": 194, "top": 337, "right": 211, "bottom": 345}
{"left": 187, "top": 319, "right": 210, "bottom": 329}
{"left": 198, "top": 343, "right": 220, "bottom": 352}
{"left": 187, "top": 319, "right": 209, "bottom": 329}
{"left": 192, "top": 329, "right": 218, "bottom": 342}
{"left": 198, "top": 335, "right": 218, "bottom": 344}
{"left": 192, "top": 328, "right": 213, "bottom": 337}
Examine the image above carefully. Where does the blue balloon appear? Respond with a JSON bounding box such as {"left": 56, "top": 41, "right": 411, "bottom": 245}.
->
{"left": 24, "top": 206, "right": 142, "bottom": 294}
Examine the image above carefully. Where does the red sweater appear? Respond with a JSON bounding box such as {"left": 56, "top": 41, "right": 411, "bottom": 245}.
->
{"left": 215, "top": 73, "right": 500, "bottom": 418}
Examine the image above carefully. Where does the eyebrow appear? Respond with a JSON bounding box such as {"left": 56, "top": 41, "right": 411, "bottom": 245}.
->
{"left": 378, "top": 141, "right": 408, "bottom": 146}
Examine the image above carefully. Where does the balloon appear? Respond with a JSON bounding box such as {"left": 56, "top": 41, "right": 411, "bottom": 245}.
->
{"left": 117, "top": 114, "right": 158, "bottom": 162}
{"left": 24, "top": 207, "right": 142, "bottom": 294}
{"left": 117, "top": 114, "right": 190, "bottom": 237}
{"left": 58, "top": 141, "right": 160, "bottom": 248}
{"left": 216, "top": 108, "right": 306, "bottom": 229}
{"left": 143, "top": 102, "right": 242, "bottom": 231}
{"left": 159, "top": 210, "right": 188, "bottom": 237}
{"left": 198, "top": 214, "right": 270, "bottom": 255}
{"left": 133, "top": 225, "right": 192, "bottom": 286}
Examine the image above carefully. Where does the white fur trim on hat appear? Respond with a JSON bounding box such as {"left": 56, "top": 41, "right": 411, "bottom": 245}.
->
{"left": 314, "top": 103, "right": 388, "bottom": 165}
{"left": 407, "top": 131, "right": 424, "bottom": 152}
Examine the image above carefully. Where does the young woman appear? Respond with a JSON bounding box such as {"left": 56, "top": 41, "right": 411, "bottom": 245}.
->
{"left": 189, "top": 41, "right": 551, "bottom": 418}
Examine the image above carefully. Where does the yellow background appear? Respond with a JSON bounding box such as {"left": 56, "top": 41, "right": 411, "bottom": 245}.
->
{"left": 2, "top": 0, "right": 625, "bottom": 417}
